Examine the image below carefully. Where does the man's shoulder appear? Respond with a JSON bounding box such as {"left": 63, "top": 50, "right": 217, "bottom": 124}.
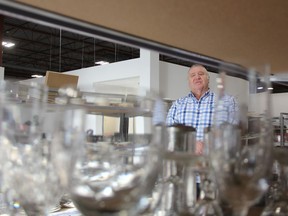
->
{"left": 174, "top": 94, "right": 191, "bottom": 104}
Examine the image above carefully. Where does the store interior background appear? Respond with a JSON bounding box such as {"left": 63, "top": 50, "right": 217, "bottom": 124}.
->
{"left": 1, "top": 2, "right": 288, "bottom": 135}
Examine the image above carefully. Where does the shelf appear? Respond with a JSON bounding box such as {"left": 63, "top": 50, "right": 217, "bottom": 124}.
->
{"left": 46, "top": 89, "right": 154, "bottom": 118}
{"left": 76, "top": 103, "right": 152, "bottom": 117}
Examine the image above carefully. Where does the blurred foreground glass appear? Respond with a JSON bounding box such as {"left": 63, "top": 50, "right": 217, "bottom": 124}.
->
{"left": 192, "top": 127, "right": 223, "bottom": 216}
{"left": 210, "top": 65, "right": 273, "bottom": 216}
{"left": 56, "top": 85, "right": 167, "bottom": 216}
{"left": 261, "top": 117, "right": 288, "bottom": 216}
{"left": 155, "top": 124, "right": 198, "bottom": 215}
{"left": 261, "top": 160, "right": 288, "bottom": 216}
{"left": 0, "top": 82, "right": 53, "bottom": 215}
{"left": 0, "top": 82, "right": 87, "bottom": 216}
{"left": 155, "top": 124, "right": 223, "bottom": 216}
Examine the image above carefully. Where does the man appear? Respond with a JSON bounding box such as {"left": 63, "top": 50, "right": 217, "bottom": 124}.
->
{"left": 166, "top": 64, "right": 237, "bottom": 154}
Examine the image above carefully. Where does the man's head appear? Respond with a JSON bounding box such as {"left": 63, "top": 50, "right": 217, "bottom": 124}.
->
{"left": 188, "top": 64, "right": 210, "bottom": 95}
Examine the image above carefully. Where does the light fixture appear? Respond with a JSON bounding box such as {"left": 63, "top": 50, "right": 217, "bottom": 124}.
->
{"left": 31, "top": 74, "right": 43, "bottom": 78}
{"left": 2, "top": 41, "right": 15, "bottom": 48}
{"left": 257, "top": 86, "right": 264, "bottom": 90}
{"left": 268, "top": 87, "right": 273, "bottom": 90}
{"left": 95, "top": 60, "right": 109, "bottom": 65}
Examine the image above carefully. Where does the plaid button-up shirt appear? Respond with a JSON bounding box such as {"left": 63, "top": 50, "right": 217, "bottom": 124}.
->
{"left": 166, "top": 90, "right": 237, "bottom": 141}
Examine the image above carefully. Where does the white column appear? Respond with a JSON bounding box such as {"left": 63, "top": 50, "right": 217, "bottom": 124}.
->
{"left": 137, "top": 49, "right": 160, "bottom": 134}
{"left": 139, "top": 48, "right": 160, "bottom": 93}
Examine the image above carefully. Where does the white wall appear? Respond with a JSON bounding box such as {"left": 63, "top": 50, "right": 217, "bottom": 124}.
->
{"left": 159, "top": 62, "right": 190, "bottom": 100}
{"left": 69, "top": 58, "right": 142, "bottom": 91}
{"left": 272, "top": 93, "right": 288, "bottom": 118}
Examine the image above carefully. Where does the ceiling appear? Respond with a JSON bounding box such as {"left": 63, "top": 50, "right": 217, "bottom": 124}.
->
{"left": 1, "top": 15, "right": 140, "bottom": 79}
{"left": 1, "top": 1, "right": 288, "bottom": 93}
{"left": 1, "top": 15, "right": 204, "bottom": 79}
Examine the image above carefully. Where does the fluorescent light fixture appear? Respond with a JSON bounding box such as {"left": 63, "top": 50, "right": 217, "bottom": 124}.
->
{"left": 2, "top": 41, "right": 15, "bottom": 48}
{"left": 268, "top": 87, "right": 273, "bottom": 90}
{"left": 31, "top": 74, "right": 43, "bottom": 78}
{"left": 95, "top": 60, "right": 109, "bottom": 65}
{"left": 257, "top": 86, "right": 264, "bottom": 90}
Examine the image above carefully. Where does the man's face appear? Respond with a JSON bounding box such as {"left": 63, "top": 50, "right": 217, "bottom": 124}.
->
{"left": 188, "top": 66, "right": 209, "bottom": 93}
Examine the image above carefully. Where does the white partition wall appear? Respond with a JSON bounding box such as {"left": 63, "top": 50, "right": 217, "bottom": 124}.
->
{"left": 272, "top": 93, "right": 288, "bottom": 117}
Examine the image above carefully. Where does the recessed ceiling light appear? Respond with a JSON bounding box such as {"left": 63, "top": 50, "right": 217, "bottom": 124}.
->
{"left": 2, "top": 41, "right": 15, "bottom": 48}
{"left": 95, "top": 61, "right": 109, "bottom": 65}
{"left": 31, "top": 74, "right": 43, "bottom": 78}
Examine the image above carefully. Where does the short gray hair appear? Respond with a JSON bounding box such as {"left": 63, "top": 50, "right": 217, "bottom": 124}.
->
{"left": 189, "top": 64, "right": 210, "bottom": 80}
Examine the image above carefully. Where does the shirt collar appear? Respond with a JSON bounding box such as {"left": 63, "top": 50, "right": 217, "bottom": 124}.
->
{"left": 188, "top": 89, "right": 212, "bottom": 101}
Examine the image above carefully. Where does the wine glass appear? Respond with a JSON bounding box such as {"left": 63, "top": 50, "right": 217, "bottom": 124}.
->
{"left": 261, "top": 114, "right": 288, "bottom": 215}
{"left": 1, "top": 82, "right": 89, "bottom": 216}
{"left": 47, "top": 103, "right": 87, "bottom": 209}
{"left": 0, "top": 82, "right": 47, "bottom": 214}
{"left": 154, "top": 124, "right": 199, "bottom": 215}
{"left": 0, "top": 80, "right": 28, "bottom": 215}
{"left": 261, "top": 160, "right": 288, "bottom": 216}
{"left": 210, "top": 65, "right": 273, "bottom": 216}
{"left": 60, "top": 85, "right": 166, "bottom": 216}
{"left": 192, "top": 127, "right": 223, "bottom": 216}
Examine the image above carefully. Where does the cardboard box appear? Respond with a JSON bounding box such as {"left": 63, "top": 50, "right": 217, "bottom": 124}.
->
{"left": 45, "top": 71, "right": 79, "bottom": 89}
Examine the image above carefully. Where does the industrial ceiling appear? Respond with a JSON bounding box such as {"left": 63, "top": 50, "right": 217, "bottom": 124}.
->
{"left": 2, "top": 15, "right": 198, "bottom": 79}
{"left": 2, "top": 16, "right": 140, "bottom": 79}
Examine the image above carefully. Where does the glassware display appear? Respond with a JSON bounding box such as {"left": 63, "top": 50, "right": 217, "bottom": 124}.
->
{"left": 0, "top": 66, "right": 278, "bottom": 216}
{"left": 210, "top": 65, "right": 273, "bottom": 216}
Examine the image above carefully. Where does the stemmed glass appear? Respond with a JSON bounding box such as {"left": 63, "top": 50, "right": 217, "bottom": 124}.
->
{"left": 261, "top": 114, "right": 288, "bottom": 215}
{"left": 261, "top": 160, "right": 288, "bottom": 216}
{"left": 0, "top": 82, "right": 87, "bottom": 216}
{"left": 155, "top": 123, "right": 223, "bottom": 216}
{"left": 210, "top": 65, "right": 273, "bottom": 216}
{"left": 61, "top": 85, "right": 166, "bottom": 216}
{"left": 47, "top": 102, "right": 87, "bottom": 208}
{"left": 155, "top": 124, "right": 199, "bottom": 216}
{"left": 192, "top": 127, "right": 223, "bottom": 216}
{"left": 0, "top": 81, "right": 51, "bottom": 215}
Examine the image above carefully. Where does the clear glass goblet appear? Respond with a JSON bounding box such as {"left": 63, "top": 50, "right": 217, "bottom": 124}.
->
{"left": 58, "top": 85, "right": 167, "bottom": 216}
{"left": 0, "top": 80, "right": 30, "bottom": 215}
{"left": 0, "top": 82, "right": 53, "bottom": 215}
{"left": 155, "top": 124, "right": 199, "bottom": 215}
{"left": 2, "top": 83, "right": 88, "bottom": 216}
{"left": 47, "top": 103, "right": 87, "bottom": 210}
{"left": 261, "top": 160, "right": 288, "bottom": 216}
{"left": 210, "top": 65, "right": 273, "bottom": 216}
{"left": 192, "top": 127, "right": 223, "bottom": 216}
